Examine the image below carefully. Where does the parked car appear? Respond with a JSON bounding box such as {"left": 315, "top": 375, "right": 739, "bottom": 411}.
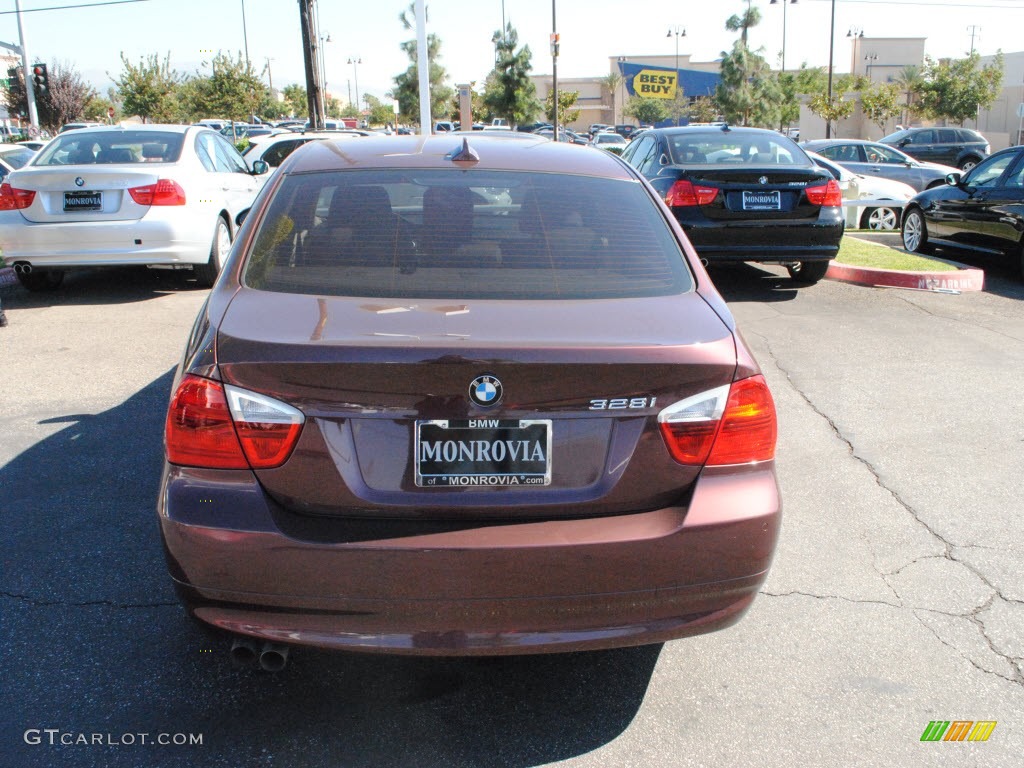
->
{"left": 0, "top": 124, "right": 269, "bottom": 291}
{"left": 220, "top": 124, "right": 277, "bottom": 142}
{"left": 621, "top": 125, "right": 844, "bottom": 283}
{"left": 241, "top": 130, "right": 366, "bottom": 172}
{"left": 588, "top": 123, "right": 610, "bottom": 136}
{"left": 902, "top": 145, "right": 1024, "bottom": 280}
{"left": 158, "top": 133, "right": 781, "bottom": 664}
{"left": 613, "top": 124, "right": 639, "bottom": 139}
{"left": 433, "top": 121, "right": 456, "bottom": 133}
{"left": 802, "top": 139, "right": 958, "bottom": 192}
{"left": 0, "top": 144, "right": 37, "bottom": 183}
{"left": 533, "top": 127, "right": 588, "bottom": 145}
{"left": 517, "top": 122, "right": 551, "bottom": 133}
{"left": 589, "top": 132, "right": 629, "bottom": 153}
{"left": 17, "top": 140, "right": 48, "bottom": 151}
{"left": 807, "top": 150, "right": 915, "bottom": 230}
{"left": 58, "top": 122, "right": 103, "bottom": 133}
{"left": 880, "top": 127, "right": 989, "bottom": 171}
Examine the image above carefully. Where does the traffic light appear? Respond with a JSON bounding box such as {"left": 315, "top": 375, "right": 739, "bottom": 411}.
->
{"left": 31, "top": 63, "right": 48, "bottom": 94}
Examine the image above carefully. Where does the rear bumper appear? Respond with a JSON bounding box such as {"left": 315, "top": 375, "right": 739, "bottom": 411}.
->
{"left": 678, "top": 210, "right": 843, "bottom": 263}
{"left": 0, "top": 215, "right": 211, "bottom": 267}
{"left": 158, "top": 463, "right": 782, "bottom": 655}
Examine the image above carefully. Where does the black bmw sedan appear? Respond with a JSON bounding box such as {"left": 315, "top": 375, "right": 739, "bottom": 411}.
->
{"left": 901, "top": 145, "right": 1024, "bottom": 281}
{"left": 621, "top": 125, "right": 844, "bottom": 284}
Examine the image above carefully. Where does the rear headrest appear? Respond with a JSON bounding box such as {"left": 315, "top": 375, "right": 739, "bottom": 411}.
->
{"left": 97, "top": 148, "right": 134, "bottom": 164}
{"left": 323, "top": 185, "right": 394, "bottom": 229}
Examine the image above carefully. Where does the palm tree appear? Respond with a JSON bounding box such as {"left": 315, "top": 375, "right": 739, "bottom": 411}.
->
{"left": 892, "top": 65, "right": 923, "bottom": 128}
{"left": 600, "top": 72, "right": 623, "bottom": 125}
{"left": 725, "top": 1, "right": 761, "bottom": 45}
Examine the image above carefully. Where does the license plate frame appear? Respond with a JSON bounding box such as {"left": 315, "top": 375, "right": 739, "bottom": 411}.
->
{"left": 63, "top": 190, "right": 103, "bottom": 212}
{"left": 414, "top": 419, "right": 552, "bottom": 488}
{"left": 742, "top": 189, "right": 781, "bottom": 211}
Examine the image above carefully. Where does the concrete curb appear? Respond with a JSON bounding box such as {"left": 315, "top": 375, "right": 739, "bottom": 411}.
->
{"left": 825, "top": 261, "right": 984, "bottom": 292}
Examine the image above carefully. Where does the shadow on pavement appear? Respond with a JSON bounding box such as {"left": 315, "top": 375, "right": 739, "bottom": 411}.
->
{"left": 705, "top": 262, "right": 802, "bottom": 303}
{"left": 1, "top": 369, "right": 659, "bottom": 768}
{"left": 0, "top": 266, "right": 207, "bottom": 309}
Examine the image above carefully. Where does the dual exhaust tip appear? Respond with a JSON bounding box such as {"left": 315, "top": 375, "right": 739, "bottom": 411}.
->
{"left": 12, "top": 262, "right": 32, "bottom": 275}
{"left": 230, "top": 637, "right": 290, "bottom": 672}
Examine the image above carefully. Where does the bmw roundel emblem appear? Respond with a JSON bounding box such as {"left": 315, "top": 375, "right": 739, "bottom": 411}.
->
{"left": 469, "top": 375, "right": 502, "bottom": 407}
{"left": 758, "top": 176, "right": 768, "bottom": 185}
{"left": 75, "top": 177, "right": 85, "bottom": 187}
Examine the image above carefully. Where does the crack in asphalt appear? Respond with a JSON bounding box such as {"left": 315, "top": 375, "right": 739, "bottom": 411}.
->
{"left": 893, "top": 293, "right": 1024, "bottom": 344}
{"left": 1, "top": 590, "right": 177, "bottom": 610}
{"left": 759, "top": 590, "right": 901, "bottom": 610}
{"left": 750, "top": 330, "right": 1023, "bottom": 687}
{"left": 911, "top": 607, "right": 1022, "bottom": 687}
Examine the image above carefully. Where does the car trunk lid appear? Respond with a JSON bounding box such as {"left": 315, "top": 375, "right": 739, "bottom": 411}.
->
{"left": 215, "top": 289, "right": 738, "bottom": 520}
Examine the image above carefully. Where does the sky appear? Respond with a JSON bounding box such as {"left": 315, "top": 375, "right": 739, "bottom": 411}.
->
{"left": 3, "top": 0, "right": 1024, "bottom": 109}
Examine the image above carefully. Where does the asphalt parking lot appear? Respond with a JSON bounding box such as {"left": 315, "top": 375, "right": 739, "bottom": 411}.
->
{"left": 1, "top": 263, "right": 1021, "bottom": 767}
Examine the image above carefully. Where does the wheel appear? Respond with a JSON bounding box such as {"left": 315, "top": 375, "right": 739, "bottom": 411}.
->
{"left": 193, "top": 216, "right": 231, "bottom": 288}
{"left": 902, "top": 207, "right": 933, "bottom": 254}
{"left": 16, "top": 268, "right": 64, "bottom": 292}
{"left": 786, "top": 260, "right": 830, "bottom": 284}
{"left": 959, "top": 157, "right": 980, "bottom": 172}
{"left": 861, "top": 206, "right": 900, "bottom": 231}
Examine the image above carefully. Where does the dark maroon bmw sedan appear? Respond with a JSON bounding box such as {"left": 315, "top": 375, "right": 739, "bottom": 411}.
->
{"left": 158, "top": 133, "right": 781, "bottom": 664}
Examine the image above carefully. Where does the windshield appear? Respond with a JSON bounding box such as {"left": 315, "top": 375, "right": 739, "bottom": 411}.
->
{"left": 34, "top": 131, "right": 186, "bottom": 165}
{"left": 667, "top": 132, "right": 809, "bottom": 166}
{"left": 2, "top": 148, "right": 35, "bottom": 169}
{"left": 244, "top": 169, "right": 693, "bottom": 300}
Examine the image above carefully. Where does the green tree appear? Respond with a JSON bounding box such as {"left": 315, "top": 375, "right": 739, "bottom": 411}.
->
{"left": 482, "top": 23, "right": 540, "bottom": 127}
{"left": 892, "top": 65, "right": 924, "bottom": 126}
{"left": 918, "top": 52, "right": 1003, "bottom": 125}
{"left": 112, "top": 52, "right": 183, "bottom": 122}
{"left": 807, "top": 75, "right": 862, "bottom": 137}
{"left": 545, "top": 88, "right": 581, "bottom": 125}
{"left": 623, "top": 95, "right": 669, "bottom": 126}
{"left": 777, "top": 65, "right": 825, "bottom": 131}
{"left": 687, "top": 95, "right": 719, "bottom": 123}
{"left": 364, "top": 94, "right": 397, "bottom": 126}
{"left": 281, "top": 84, "right": 307, "bottom": 118}
{"left": 389, "top": 3, "right": 454, "bottom": 124}
{"left": 185, "top": 52, "right": 268, "bottom": 122}
{"left": 715, "top": 5, "right": 781, "bottom": 127}
{"left": 860, "top": 82, "right": 902, "bottom": 133}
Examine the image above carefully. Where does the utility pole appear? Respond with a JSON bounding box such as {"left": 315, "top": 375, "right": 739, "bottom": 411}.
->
{"left": 967, "top": 25, "right": 981, "bottom": 56}
{"left": 826, "top": 0, "right": 836, "bottom": 139}
{"left": 297, "top": 0, "right": 324, "bottom": 129}
{"left": 13, "top": 0, "right": 38, "bottom": 131}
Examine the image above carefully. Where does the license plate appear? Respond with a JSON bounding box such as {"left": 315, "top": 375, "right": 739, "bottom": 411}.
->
{"left": 742, "top": 190, "right": 780, "bottom": 210}
{"left": 415, "top": 419, "right": 552, "bottom": 488}
{"left": 64, "top": 191, "right": 102, "bottom": 211}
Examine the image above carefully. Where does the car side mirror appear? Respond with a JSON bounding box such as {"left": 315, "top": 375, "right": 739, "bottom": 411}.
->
{"left": 236, "top": 208, "right": 250, "bottom": 227}
{"left": 945, "top": 172, "right": 962, "bottom": 187}
{"left": 251, "top": 160, "right": 269, "bottom": 175}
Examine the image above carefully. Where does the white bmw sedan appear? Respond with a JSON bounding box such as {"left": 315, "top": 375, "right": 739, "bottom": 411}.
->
{"left": 0, "top": 124, "right": 268, "bottom": 291}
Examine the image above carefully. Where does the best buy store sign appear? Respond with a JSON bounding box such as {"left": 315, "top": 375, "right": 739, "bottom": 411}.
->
{"left": 632, "top": 70, "right": 677, "bottom": 99}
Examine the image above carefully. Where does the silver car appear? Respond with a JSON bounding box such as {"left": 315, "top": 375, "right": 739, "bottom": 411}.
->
{"left": 0, "top": 124, "right": 268, "bottom": 291}
{"left": 802, "top": 139, "right": 958, "bottom": 192}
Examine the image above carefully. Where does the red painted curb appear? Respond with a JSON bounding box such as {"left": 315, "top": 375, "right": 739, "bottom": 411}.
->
{"left": 826, "top": 261, "right": 984, "bottom": 292}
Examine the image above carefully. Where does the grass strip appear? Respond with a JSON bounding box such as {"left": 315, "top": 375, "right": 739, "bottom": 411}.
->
{"left": 836, "top": 236, "right": 959, "bottom": 272}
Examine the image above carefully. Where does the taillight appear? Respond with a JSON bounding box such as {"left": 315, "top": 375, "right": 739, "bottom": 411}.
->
{"left": 658, "top": 375, "right": 777, "bottom": 466}
{"left": 165, "top": 375, "right": 304, "bottom": 469}
{"left": 665, "top": 179, "right": 718, "bottom": 207}
{"left": 0, "top": 182, "right": 36, "bottom": 210}
{"left": 805, "top": 179, "right": 842, "bottom": 207}
{"left": 128, "top": 179, "right": 186, "bottom": 206}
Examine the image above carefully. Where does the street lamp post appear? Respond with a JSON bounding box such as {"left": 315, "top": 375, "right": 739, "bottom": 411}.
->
{"left": 348, "top": 58, "right": 361, "bottom": 117}
{"left": 666, "top": 26, "right": 685, "bottom": 126}
{"left": 864, "top": 53, "right": 879, "bottom": 81}
{"left": 616, "top": 56, "right": 627, "bottom": 127}
{"left": 847, "top": 26, "right": 864, "bottom": 75}
{"left": 769, "top": 0, "right": 796, "bottom": 73}
{"left": 319, "top": 33, "right": 331, "bottom": 113}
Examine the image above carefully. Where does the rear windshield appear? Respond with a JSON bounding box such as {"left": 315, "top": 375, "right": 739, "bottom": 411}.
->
{"left": 243, "top": 169, "right": 693, "bottom": 300}
{"left": 34, "top": 131, "right": 185, "bottom": 165}
{"left": 668, "top": 132, "right": 808, "bottom": 166}
{"left": 2, "top": 148, "right": 35, "bottom": 169}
